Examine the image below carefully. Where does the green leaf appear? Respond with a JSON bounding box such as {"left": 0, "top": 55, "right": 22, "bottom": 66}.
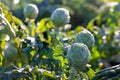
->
{"left": 13, "top": 16, "right": 29, "bottom": 34}
{"left": 86, "top": 67, "right": 95, "bottom": 80}
{"left": 13, "top": 16, "right": 22, "bottom": 26}
{"left": 91, "top": 46, "right": 100, "bottom": 60}
{"left": 87, "top": 18, "right": 95, "bottom": 31}
{"left": 38, "top": 69, "right": 55, "bottom": 78}
{"left": 53, "top": 44, "right": 63, "bottom": 56}
{"left": 43, "top": 71, "right": 55, "bottom": 78}
{"left": 36, "top": 18, "right": 53, "bottom": 33}
{"left": 74, "top": 26, "right": 82, "bottom": 33}
{"left": 6, "top": 12, "right": 13, "bottom": 23}
{"left": 79, "top": 71, "right": 89, "bottom": 80}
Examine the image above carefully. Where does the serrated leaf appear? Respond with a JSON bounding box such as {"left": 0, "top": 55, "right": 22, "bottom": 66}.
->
{"left": 6, "top": 12, "right": 13, "bottom": 23}
{"left": 86, "top": 67, "right": 95, "bottom": 79}
{"left": 13, "top": 16, "right": 22, "bottom": 25}
{"left": 74, "top": 26, "right": 82, "bottom": 33}
{"left": 13, "top": 16, "right": 29, "bottom": 33}
{"left": 53, "top": 42, "right": 63, "bottom": 55}
{"left": 37, "top": 68, "right": 55, "bottom": 78}
{"left": 43, "top": 70, "right": 55, "bottom": 78}
{"left": 36, "top": 18, "right": 53, "bottom": 33}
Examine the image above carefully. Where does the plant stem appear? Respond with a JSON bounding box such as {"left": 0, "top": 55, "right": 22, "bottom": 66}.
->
{"left": 93, "top": 64, "right": 120, "bottom": 80}
{"left": 27, "top": 20, "right": 35, "bottom": 37}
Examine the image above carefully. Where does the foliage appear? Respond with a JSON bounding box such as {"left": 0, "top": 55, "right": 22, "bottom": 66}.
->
{"left": 0, "top": 2, "right": 94, "bottom": 80}
{"left": 87, "top": 1, "right": 120, "bottom": 72}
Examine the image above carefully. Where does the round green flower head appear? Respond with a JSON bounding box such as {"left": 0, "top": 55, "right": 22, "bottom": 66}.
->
{"left": 75, "top": 30, "right": 95, "bottom": 49}
{"left": 51, "top": 8, "right": 70, "bottom": 27}
{"left": 67, "top": 43, "right": 90, "bottom": 71}
{"left": 4, "top": 44, "right": 18, "bottom": 62}
{"left": 23, "top": 4, "right": 39, "bottom": 19}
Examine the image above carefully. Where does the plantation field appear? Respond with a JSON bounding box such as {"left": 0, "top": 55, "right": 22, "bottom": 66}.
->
{"left": 0, "top": 0, "right": 120, "bottom": 80}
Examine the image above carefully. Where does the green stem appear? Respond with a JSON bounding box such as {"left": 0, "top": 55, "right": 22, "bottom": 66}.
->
{"left": 27, "top": 20, "right": 35, "bottom": 37}
{"left": 96, "top": 64, "right": 120, "bottom": 75}
{"left": 51, "top": 28, "right": 59, "bottom": 47}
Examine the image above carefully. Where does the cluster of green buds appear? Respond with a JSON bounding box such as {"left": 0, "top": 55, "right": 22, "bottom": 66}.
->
{"left": 67, "top": 30, "right": 95, "bottom": 71}
{"left": 50, "top": 7, "right": 95, "bottom": 72}
{"left": 51, "top": 8, "right": 70, "bottom": 27}
{"left": 23, "top": 4, "right": 39, "bottom": 19}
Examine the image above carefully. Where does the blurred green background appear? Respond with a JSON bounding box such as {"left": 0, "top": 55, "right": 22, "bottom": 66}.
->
{"left": 1, "top": 0, "right": 119, "bottom": 28}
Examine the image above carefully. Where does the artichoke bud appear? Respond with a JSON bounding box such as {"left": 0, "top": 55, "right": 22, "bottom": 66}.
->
{"left": 4, "top": 43, "right": 18, "bottom": 62}
{"left": 67, "top": 43, "right": 90, "bottom": 71}
{"left": 23, "top": 4, "right": 39, "bottom": 19}
{"left": 51, "top": 8, "right": 70, "bottom": 27}
{"left": 75, "top": 30, "right": 95, "bottom": 49}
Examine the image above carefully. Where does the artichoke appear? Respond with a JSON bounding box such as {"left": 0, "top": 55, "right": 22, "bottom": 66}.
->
{"left": 23, "top": 4, "right": 39, "bottom": 19}
{"left": 4, "top": 43, "right": 18, "bottom": 62}
{"left": 51, "top": 8, "right": 70, "bottom": 27}
{"left": 67, "top": 43, "right": 90, "bottom": 71}
{"left": 75, "top": 30, "right": 95, "bottom": 49}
